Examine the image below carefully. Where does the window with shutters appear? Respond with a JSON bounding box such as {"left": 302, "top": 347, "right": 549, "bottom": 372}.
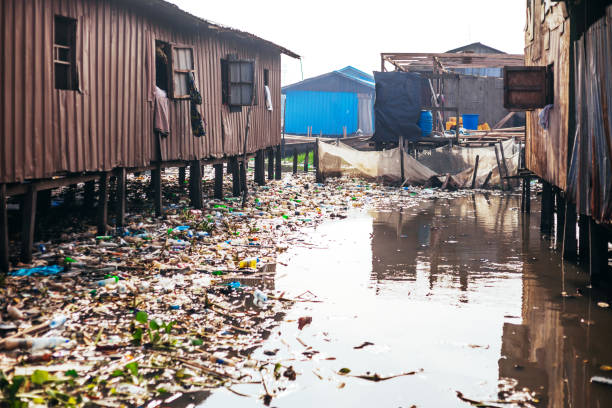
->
{"left": 171, "top": 47, "right": 194, "bottom": 99}
{"left": 221, "top": 58, "right": 256, "bottom": 106}
{"left": 54, "top": 16, "right": 78, "bottom": 90}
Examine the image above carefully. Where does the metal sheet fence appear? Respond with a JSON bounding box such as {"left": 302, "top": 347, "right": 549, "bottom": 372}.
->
{"left": 567, "top": 7, "right": 612, "bottom": 223}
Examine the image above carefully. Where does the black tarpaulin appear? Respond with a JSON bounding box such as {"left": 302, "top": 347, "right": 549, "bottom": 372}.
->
{"left": 372, "top": 71, "right": 422, "bottom": 143}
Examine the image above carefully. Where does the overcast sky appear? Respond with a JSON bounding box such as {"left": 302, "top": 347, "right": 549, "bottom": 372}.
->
{"left": 167, "top": 0, "right": 526, "bottom": 86}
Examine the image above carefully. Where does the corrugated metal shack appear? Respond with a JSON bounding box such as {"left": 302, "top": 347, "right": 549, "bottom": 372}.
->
{"left": 0, "top": 0, "right": 298, "bottom": 271}
{"left": 282, "top": 66, "right": 376, "bottom": 136}
{"left": 505, "top": 0, "right": 612, "bottom": 285}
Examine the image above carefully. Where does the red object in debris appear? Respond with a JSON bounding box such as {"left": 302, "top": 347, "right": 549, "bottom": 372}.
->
{"left": 298, "top": 316, "right": 312, "bottom": 330}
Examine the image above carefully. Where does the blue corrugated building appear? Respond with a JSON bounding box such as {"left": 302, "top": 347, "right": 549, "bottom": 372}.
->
{"left": 281, "top": 66, "right": 375, "bottom": 136}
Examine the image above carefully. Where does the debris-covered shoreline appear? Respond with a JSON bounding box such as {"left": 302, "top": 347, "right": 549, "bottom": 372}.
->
{"left": 0, "top": 170, "right": 456, "bottom": 407}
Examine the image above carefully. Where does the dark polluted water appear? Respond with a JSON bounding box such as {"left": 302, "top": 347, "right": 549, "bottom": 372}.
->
{"left": 198, "top": 193, "right": 612, "bottom": 407}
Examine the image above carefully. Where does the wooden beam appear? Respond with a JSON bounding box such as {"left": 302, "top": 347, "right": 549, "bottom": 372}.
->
{"left": 255, "top": 150, "right": 265, "bottom": 185}
{"left": 293, "top": 148, "right": 298, "bottom": 174}
{"left": 189, "top": 160, "right": 203, "bottom": 209}
{"left": 555, "top": 190, "right": 565, "bottom": 251}
{"left": 239, "top": 161, "right": 247, "bottom": 194}
{"left": 303, "top": 149, "right": 309, "bottom": 172}
{"left": 579, "top": 214, "right": 589, "bottom": 263}
{"left": 83, "top": 180, "right": 96, "bottom": 211}
{"left": 97, "top": 172, "right": 109, "bottom": 235}
{"left": 540, "top": 181, "right": 553, "bottom": 234}
{"left": 214, "top": 164, "right": 224, "bottom": 199}
{"left": 20, "top": 185, "right": 37, "bottom": 264}
{"left": 0, "top": 185, "right": 9, "bottom": 274}
{"left": 115, "top": 168, "right": 127, "bottom": 228}
{"left": 470, "top": 155, "right": 480, "bottom": 189}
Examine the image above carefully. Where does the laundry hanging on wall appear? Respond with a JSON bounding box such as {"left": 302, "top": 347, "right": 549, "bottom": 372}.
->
{"left": 187, "top": 73, "right": 206, "bottom": 137}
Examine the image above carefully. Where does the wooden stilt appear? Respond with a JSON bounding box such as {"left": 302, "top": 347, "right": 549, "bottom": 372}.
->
{"left": 293, "top": 148, "right": 298, "bottom": 174}
{"left": 116, "top": 168, "right": 127, "bottom": 228}
{"left": 481, "top": 171, "right": 493, "bottom": 189}
{"left": 231, "top": 156, "right": 241, "bottom": 197}
{"left": 589, "top": 218, "right": 608, "bottom": 286}
{"left": 267, "top": 148, "right": 274, "bottom": 180}
{"left": 0, "top": 185, "right": 9, "bottom": 274}
{"left": 275, "top": 145, "right": 282, "bottom": 180}
{"left": 152, "top": 164, "right": 163, "bottom": 217}
{"left": 315, "top": 138, "right": 324, "bottom": 183}
{"left": 189, "top": 160, "right": 203, "bottom": 209}
{"left": 20, "top": 185, "right": 37, "bottom": 264}
{"left": 579, "top": 214, "right": 589, "bottom": 263}
{"left": 84, "top": 180, "right": 96, "bottom": 210}
{"left": 494, "top": 145, "right": 507, "bottom": 190}
{"left": 178, "top": 167, "right": 186, "bottom": 188}
{"left": 214, "top": 164, "right": 224, "bottom": 199}
{"left": 97, "top": 173, "right": 109, "bottom": 235}
{"left": 470, "top": 155, "right": 480, "bottom": 189}
{"left": 313, "top": 139, "right": 319, "bottom": 168}
{"left": 239, "top": 161, "right": 247, "bottom": 194}
{"left": 65, "top": 184, "right": 77, "bottom": 207}
{"left": 254, "top": 150, "right": 264, "bottom": 185}
{"left": 36, "top": 189, "right": 52, "bottom": 216}
{"left": 540, "top": 181, "right": 553, "bottom": 234}
{"left": 563, "top": 201, "right": 577, "bottom": 261}
{"left": 555, "top": 189, "right": 565, "bottom": 251}
{"left": 304, "top": 149, "right": 309, "bottom": 173}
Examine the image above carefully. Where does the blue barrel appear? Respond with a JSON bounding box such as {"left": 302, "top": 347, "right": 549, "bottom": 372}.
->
{"left": 462, "top": 114, "right": 479, "bottom": 130}
{"left": 418, "top": 110, "right": 433, "bottom": 137}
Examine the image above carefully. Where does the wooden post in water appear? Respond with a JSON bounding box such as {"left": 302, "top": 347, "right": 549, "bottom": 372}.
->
{"left": 589, "top": 218, "right": 609, "bottom": 286}
{"left": 470, "top": 155, "right": 480, "bottom": 189}
{"left": 97, "top": 172, "right": 109, "bottom": 235}
{"left": 267, "top": 148, "right": 274, "bottom": 180}
{"left": 0, "top": 184, "right": 9, "bottom": 274}
{"left": 578, "top": 214, "right": 589, "bottom": 263}
{"left": 84, "top": 181, "right": 95, "bottom": 211}
{"left": 481, "top": 171, "right": 493, "bottom": 189}
{"left": 116, "top": 168, "right": 127, "bottom": 228}
{"left": 293, "top": 148, "right": 298, "bottom": 174}
{"left": 239, "top": 160, "right": 247, "bottom": 193}
{"left": 275, "top": 145, "right": 282, "bottom": 180}
{"left": 190, "top": 160, "right": 203, "bottom": 209}
{"left": 304, "top": 148, "right": 309, "bottom": 173}
{"left": 540, "top": 181, "right": 553, "bottom": 234}
{"left": 498, "top": 141, "right": 512, "bottom": 188}
{"left": 213, "top": 164, "right": 223, "bottom": 200}
{"left": 563, "top": 201, "right": 577, "bottom": 261}
{"left": 399, "top": 136, "right": 405, "bottom": 184}
{"left": 493, "top": 145, "right": 507, "bottom": 190}
{"left": 555, "top": 189, "right": 565, "bottom": 251}
{"left": 255, "top": 150, "right": 265, "bottom": 185}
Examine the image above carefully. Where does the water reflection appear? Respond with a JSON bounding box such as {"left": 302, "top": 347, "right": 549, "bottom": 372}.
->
{"left": 202, "top": 193, "right": 612, "bottom": 407}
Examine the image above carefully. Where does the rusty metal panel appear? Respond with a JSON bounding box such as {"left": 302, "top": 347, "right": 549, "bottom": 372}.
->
{"left": 524, "top": 1, "right": 570, "bottom": 190}
{"left": 503, "top": 66, "right": 548, "bottom": 110}
{"left": 0, "top": 0, "right": 286, "bottom": 184}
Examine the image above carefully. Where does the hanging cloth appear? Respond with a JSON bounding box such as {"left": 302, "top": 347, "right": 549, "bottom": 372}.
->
{"left": 264, "top": 85, "right": 273, "bottom": 111}
{"left": 153, "top": 86, "right": 170, "bottom": 137}
{"left": 187, "top": 73, "right": 206, "bottom": 137}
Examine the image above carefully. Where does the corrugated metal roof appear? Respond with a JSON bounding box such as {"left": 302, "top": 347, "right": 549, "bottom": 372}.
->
{"left": 282, "top": 66, "right": 374, "bottom": 93}
{"left": 133, "top": 0, "right": 300, "bottom": 59}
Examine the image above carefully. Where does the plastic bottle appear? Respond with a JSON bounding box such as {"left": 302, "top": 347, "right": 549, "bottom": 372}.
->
{"left": 239, "top": 258, "right": 257, "bottom": 269}
{"left": 49, "top": 315, "right": 67, "bottom": 329}
{"left": 29, "top": 337, "right": 69, "bottom": 351}
{"left": 254, "top": 289, "right": 267, "bottom": 303}
{"left": 96, "top": 276, "right": 119, "bottom": 287}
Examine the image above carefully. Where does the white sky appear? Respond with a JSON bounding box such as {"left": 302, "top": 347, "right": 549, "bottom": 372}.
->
{"left": 167, "top": 0, "right": 526, "bottom": 86}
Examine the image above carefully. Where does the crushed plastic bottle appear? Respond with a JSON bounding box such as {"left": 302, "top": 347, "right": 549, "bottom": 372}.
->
{"left": 29, "top": 336, "right": 70, "bottom": 351}
{"left": 254, "top": 289, "right": 268, "bottom": 303}
{"left": 96, "top": 276, "right": 119, "bottom": 287}
{"left": 49, "top": 314, "right": 67, "bottom": 329}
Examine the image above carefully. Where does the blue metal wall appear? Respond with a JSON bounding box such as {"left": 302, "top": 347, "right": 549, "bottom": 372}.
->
{"left": 284, "top": 91, "right": 358, "bottom": 136}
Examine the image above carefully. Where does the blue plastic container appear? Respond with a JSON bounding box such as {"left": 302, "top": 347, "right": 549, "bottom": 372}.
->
{"left": 418, "top": 110, "right": 433, "bottom": 137}
{"left": 462, "top": 114, "right": 479, "bottom": 130}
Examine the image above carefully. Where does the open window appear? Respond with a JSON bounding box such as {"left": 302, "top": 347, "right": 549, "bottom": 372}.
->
{"left": 171, "top": 46, "right": 195, "bottom": 99}
{"left": 155, "top": 40, "right": 171, "bottom": 93}
{"left": 54, "top": 15, "right": 78, "bottom": 90}
{"left": 221, "top": 57, "right": 256, "bottom": 107}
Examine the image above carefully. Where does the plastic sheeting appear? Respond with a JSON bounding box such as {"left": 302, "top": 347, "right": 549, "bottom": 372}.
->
{"left": 317, "top": 140, "right": 436, "bottom": 184}
{"left": 372, "top": 72, "right": 423, "bottom": 143}
{"left": 417, "top": 139, "right": 519, "bottom": 187}
{"left": 567, "top": 8, "right": 612, "bottom": 224}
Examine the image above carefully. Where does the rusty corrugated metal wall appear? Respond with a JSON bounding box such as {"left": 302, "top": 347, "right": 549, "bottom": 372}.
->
{"left": 524, "top": 0, "right": 570, "bottom": 190}
{"left": 0, "top": 0, "right": 282, "bottom": 184}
